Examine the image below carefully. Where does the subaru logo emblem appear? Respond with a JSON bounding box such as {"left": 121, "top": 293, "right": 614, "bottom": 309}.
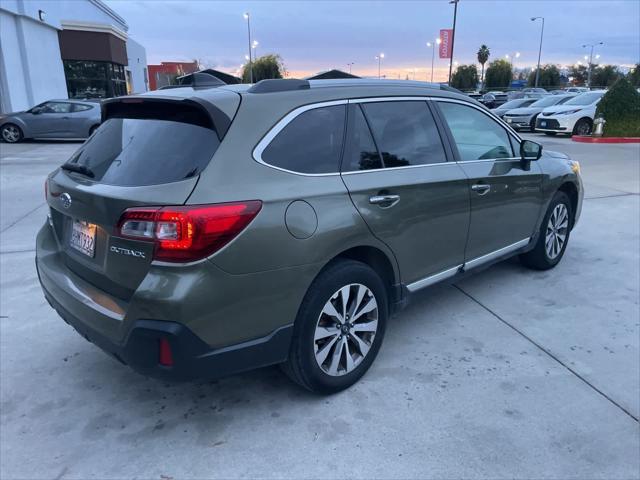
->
{"left": 60, "top": 192, "right": 72, "bottom": 209}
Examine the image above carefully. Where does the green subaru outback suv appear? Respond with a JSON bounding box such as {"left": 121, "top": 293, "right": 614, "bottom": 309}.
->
{"left": 36, "top": 79, "right": 583, "bottom": 393}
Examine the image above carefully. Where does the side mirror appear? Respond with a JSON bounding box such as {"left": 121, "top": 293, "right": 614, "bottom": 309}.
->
{"left": 520, "top": 140, "right": 542, "bottom": 160}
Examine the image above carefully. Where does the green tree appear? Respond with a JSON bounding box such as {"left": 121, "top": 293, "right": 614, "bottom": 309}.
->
{"left": 628, "top": 63, "right": 640, "bottom": 87}
{"left": 242, "top": 54, "right": 285, "bottom": 83}
{"left": 451, "top": 64, "right": 479, "bottom": 91}
{"left": 476, "top": 45, "right": 490, "bottom": 88}
{"left": 595, "top": 77, "right": 640, "bottom": 137}
{"left": 484, "top": 59, "right": 513, "bottom": 90}
{"left": 590, "top": 65, "right": 621, "bottom": 88}
{"left": 568, "top": 65, "right": 588, "bottom": 86}
{"left": 527, "top": 64, "right": 561, "bottom": 88}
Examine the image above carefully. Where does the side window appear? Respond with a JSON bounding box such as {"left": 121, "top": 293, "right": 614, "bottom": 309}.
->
{"left": 72, "top": 104, "right": 93, "bottom": 112}
{"left": 261, "top": 105, "right": 346, "bottom": 174}
{"left": 361, "top": 101, "right": 447, "bottom": 167}
{"left": 342, "top": 105, "right": 382, "bottom": 172}
{"left": 43, "top": 102, "right": 72, "bottom": 114}
{"left": 438, "top": 102, "right": 514, "bottom": 161}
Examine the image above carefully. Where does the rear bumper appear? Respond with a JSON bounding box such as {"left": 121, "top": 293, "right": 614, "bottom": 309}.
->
{"left": 40, "top": 279, "right": 292, "bottom": 381}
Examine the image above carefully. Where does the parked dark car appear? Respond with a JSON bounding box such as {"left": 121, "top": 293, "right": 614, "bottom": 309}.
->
{"left": 491, "top": 98, "right": 538, "bottom": 118}
{"left": 37, "top": 79, "right": 583, "bottom": 393}
{"left": 0, "top": 99, "right": 101, "bottom": 143}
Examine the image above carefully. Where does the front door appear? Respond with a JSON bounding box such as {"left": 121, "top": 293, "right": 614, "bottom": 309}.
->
{"left": 341, "top": 100, "right": 470, "bottom": 289}
{"left": 434, "top": 100, "right": 543, "bottom": 264}
{"left": 30, "top": 101, "right": 73, "bottom": 137}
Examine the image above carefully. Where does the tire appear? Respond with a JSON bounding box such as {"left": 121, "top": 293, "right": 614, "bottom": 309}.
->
{"left": 89, "top": 125, "right": 99, "bottom": 136}
{"left": 520, "top": 191, "right": 572, "bottom": 270}
{"left": 282, "top": 259, "right": 388, "bottom": 394}
{"left": 544, "top": 132, "right": 557, "bottom": 136}
{"left": 573, "top": 118, "right": 592, "bottom": 136}
{"left": 1, "top": 124, "right": 23, "bottom": 143}
{"left": 529, "top": 115, "right": 538, "bottom": 133}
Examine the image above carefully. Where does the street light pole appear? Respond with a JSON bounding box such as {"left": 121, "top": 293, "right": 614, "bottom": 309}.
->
{"left": 447, "top": 0, "right": 459, "bottom": 84}
{"left": 243, "top": 12, "right": 253, "bottom": 83}
{"left": 583, "top": 42, "right": 603, "bottom": 88}
{"left": 428, "top": 38, "right": 441, "bottom": 83}
{"left": 531, "top": 17, "right": 544, "bottom": 88}
{"left": 347, "top": 62, "right": 354, "bottom": 74}
{"left": 375, "top": 53, "right": 384, "bottom": 79}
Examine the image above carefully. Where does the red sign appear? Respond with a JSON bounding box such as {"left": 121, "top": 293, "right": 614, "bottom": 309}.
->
{"left": 439, "top": 29, "right": 453, "bottom": 59}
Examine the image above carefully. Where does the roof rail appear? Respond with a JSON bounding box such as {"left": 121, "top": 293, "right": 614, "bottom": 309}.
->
{"left": 248, "top": 79, "right": 310, "bottom": 94}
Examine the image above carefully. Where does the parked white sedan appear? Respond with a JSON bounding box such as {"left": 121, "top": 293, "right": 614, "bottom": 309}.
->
{"left": 535, "top": 91, "right": 606, "bottom": 136}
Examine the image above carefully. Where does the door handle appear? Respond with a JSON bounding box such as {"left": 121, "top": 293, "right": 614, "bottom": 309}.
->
{"left": 369, "top": 194, "right": 400, "bottom": 207}
{"left": 471, "top": 184, "right": 491, "bottom": 195}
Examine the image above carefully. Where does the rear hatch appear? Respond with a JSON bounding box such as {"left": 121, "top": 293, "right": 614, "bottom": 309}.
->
{"left": 45, "top": 91, "right": 240, "bottom": 300}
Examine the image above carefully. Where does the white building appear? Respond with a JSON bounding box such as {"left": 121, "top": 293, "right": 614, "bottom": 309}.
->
{"left": 0, "top": 0, "right": 148, "bottom": 113}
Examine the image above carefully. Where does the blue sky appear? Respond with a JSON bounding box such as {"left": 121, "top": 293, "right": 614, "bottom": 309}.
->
{"left": 106, "top": 0, "right": 640, "bottom": 80}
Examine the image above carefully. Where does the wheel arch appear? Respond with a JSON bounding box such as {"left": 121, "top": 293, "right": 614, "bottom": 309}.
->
{"left": 326, "top": 245, "right": 402, "bottom": 313}
{"left": 558, "top": 181, "right": 579, "bottom": 229}
{"left": 572, "top": 116, "right": 593, "bottom": 135}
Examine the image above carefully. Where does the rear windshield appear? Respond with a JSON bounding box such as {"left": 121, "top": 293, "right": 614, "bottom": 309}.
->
{"left": 65, "top": 118, "right": 219, "bottom": 186}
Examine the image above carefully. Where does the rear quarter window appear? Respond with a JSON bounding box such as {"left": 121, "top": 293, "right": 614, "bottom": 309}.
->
{"left": 260, "top": 104, "right": 346, "bottom": 174}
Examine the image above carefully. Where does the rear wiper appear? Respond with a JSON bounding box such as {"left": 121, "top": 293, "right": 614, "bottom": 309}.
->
{"left": 61, "top": 163, "right": 95, "bottom": 178}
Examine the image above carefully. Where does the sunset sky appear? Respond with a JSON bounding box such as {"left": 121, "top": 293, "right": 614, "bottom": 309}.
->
{"left": 106, "top": 0, "right": 640, "bottom": 81}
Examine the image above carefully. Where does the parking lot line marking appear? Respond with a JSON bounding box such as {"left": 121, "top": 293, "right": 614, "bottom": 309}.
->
{"left": 0, "top": 202, "right": 45, "bottom": 234}
{"left": 453, "top": 284, "right": 639, "bottom": 423}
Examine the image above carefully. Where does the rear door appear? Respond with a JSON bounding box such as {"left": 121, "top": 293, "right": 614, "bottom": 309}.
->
{"left": 433, "top": 99, "right": 543, "bottom": 264}
{"left": 45, "top": 94, "right": 239, "bottom": 300}
{"left": 341, "top": 99, "right": 470, "bottom": 289}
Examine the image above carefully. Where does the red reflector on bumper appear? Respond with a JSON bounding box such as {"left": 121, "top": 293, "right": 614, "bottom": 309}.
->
{"left": 159, "top": 338, "right": 173, "bottom": 366}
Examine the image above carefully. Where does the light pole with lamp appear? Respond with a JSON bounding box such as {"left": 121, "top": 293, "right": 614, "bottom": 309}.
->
{"left": 252, "top": 40, "right": 259, "bottom": 60}
{"left": 375, "top": 53, "right": 385, "bottom": 79}
{"left": 582, "top": 42, "right": 603, "bottom": 88}
{"left": 531, "top": 17, "right": 544, "bottom": 87}
{"left": 243, "top": 12, "right": 253, "bottom": 83}
{"left": 427, "top": 38, "right": 441, "bottom": 82}
{"left": 347, "top": 62, "right": 355, "bottom": 74}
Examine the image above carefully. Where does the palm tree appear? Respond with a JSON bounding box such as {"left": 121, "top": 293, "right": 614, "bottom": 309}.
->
{"left": 477, "top": 45, "right": 490, "bottom": 90}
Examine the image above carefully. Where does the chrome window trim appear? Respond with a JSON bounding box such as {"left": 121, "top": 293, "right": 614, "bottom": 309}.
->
{"left": 251, "top": 95, "right": 527, "bottom": 177}
{"left": 252, "top": 99, "right": 348, "bottom": 178}
{"left": 341, "top": 161, "right": 458, "bottom": 176}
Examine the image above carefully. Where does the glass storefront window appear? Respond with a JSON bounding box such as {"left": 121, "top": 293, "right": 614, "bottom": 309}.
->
{"left": 64, "top": 60, "right": 127, "bottom": 99}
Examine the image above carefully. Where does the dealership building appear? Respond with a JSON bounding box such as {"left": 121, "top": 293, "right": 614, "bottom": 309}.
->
{"left": 0, "top": 0, "right": 148, "bottom": 113}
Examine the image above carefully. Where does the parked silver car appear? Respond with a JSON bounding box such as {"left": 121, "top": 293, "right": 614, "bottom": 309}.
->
{"left": 503, "top": 94, "right": 575, "bottom": 131}
{"left": 0, "top": 99, "right": 101, "bottom": 143}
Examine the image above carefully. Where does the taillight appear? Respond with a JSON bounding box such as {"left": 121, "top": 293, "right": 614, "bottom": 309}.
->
{"left": 116, "top": 201, "right": 262, "bottom": 262}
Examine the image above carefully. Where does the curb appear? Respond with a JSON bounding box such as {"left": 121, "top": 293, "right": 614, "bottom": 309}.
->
{"left": 572, "top": 136, "right": 640, "bottom": 144}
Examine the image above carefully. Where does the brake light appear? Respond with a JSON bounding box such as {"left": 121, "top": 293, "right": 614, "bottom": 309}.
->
{"left": 158, "top": 338, "right": 173, "bottom": 366}
{"left": 117, "top": 201, "right": 262, "bottom": 262}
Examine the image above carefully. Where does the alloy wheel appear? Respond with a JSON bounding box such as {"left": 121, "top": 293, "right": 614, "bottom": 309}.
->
{"left": 576, "top": 121, "right": 591, "bottom": 136}
{"left": 2, "top": 125, "right": 20, "bottom": 143}
{"left": 545, "top": 203, "right": 569, "bottom": 259}
{"left": 313, "top": 283, "right": 379, "bottom": 377}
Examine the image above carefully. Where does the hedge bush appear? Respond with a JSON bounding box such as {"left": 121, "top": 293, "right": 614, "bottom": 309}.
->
{"left": 595, "top": 78, "right": 640, "bottom": 137}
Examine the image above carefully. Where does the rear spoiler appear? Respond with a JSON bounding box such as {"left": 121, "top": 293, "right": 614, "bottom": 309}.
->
{"left": 101, "top": 96, "right": 232, "bottom": 140}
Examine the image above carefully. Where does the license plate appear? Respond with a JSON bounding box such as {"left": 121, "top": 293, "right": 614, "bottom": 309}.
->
{"left": 70, "top": 220, "right": 97, "bottom": 257}
{"left": 540, "top": 121, "right": 547, "bottom": 127}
